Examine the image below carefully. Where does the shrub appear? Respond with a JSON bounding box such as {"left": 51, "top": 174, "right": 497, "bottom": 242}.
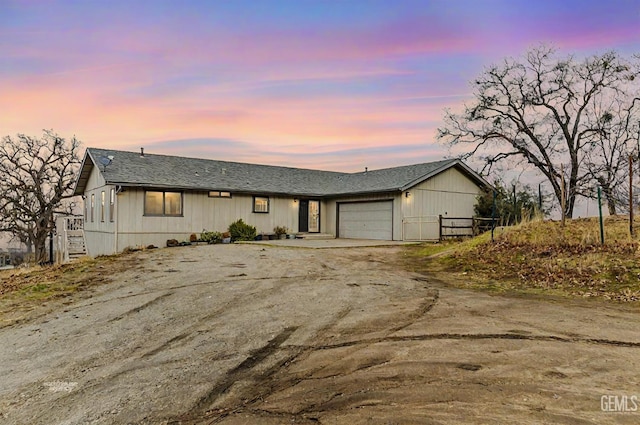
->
{"left": 228, "top": 219, "right": 257, "bottom": 241}
{"left": 273, "top": 226, "right": 288, "bottom": 237}
{"left": 200, "top": 230, "right": 223, "bottom": 244}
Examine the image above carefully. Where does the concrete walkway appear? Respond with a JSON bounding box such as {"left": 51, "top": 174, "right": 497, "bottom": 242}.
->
{"left": 241, "top": 238, "right": 423, "bottom": 249}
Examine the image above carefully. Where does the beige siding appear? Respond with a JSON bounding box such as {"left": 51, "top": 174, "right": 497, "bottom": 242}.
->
{"left": 82, "top": 166, "right": 117, "bottom": 256}
{"left": 402, "top": 167, "right": 482, "bottom": 217}
{"left": 115, "top": 190, "right": 300, "bottom": 252}
{"left": 325, "top": 193, "right": 402, "bottom": 240}
{"left": 401, "top": 167, "right": 483, "bottom": 240}
{"left": 81, "top": 162, "right": 484, "bottom": 253}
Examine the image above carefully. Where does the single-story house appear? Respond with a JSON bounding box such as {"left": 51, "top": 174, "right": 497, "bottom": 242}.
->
{"left": 72, "top": 148, "right": 490, "bottom": 256}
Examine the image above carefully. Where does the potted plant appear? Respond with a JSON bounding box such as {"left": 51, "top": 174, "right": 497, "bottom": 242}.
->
{"left": 274, "top": 226, "right": 288, "bottom": 240}
{"left": 200, "top": 230, "right": 223, "bottom": 244}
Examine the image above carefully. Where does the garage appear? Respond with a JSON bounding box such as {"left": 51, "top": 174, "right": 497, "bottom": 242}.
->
{"left": 338, "top": 200, "right": 393, "bottom": 240}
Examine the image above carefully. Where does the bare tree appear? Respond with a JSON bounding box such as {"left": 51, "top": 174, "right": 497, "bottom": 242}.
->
{"left": 0, "top": 130, "right": 82, "bottom": 263}
{"left": 581, "top": 96, "right": 640, "bottom": 215}
{"left": 438, "top": 46, "right": 639, "bottom": 219}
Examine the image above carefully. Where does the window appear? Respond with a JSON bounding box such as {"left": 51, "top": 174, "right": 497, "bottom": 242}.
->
{"left": 100, "top": 191, "right": 105, "bottom": 222}
{"left": 253, "top": 196, "right": 269, "bottom": 213}
{"left": 109, "top": 188, "right": 115, "bottom": 222}
{"left": 144, "top": 191, "right": 183, "bottom": 216}
{"left": 145, "top": 191, "right": 164, "bottom": 215}
{"left": 208, "top": 191, "right": 232, "bottom": 198}
{"left": 90, "top": 194, "right": 95, "bottom": 222}
{"left": 164, "top": 192, "right": 182, "bottom": 215}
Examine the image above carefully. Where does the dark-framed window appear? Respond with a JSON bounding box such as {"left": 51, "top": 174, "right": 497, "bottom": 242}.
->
{"left": 144, "top": 191, "right": 183, "bottom": 216}
{"left": 109, "top": 188, "right": 115, "bottom": 222}
{"left": 253, "top": 196, "right": 269, "bottom": 213}
{"left": 208, "top": 191, "right": 232, "bottom": 198}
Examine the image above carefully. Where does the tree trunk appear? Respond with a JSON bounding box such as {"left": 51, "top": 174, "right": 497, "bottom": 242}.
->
{"left": 607, "top": 198, "right": 617, "bottom": 216}
{"left": 34, "top": 232, "right": 48, "bottom": 264}
{"left": 597, "top": 179, "right": 618, "bottom": 216}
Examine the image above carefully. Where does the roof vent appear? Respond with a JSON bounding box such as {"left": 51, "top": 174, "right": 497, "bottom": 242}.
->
{"left": 221, "top": 168, "right": 226, "bottom": 175}
{"left": 140, "top": 147, "right": 145, "bottom": 157}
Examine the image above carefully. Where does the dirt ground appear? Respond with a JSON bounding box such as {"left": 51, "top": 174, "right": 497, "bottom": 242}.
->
{"left": 0, "top": 243, "right": 639, "bottom": 424}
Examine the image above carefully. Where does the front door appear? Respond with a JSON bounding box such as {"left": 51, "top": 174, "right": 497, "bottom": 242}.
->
{"left": 308, "top": 200, "right": 320, "bottom": 232}
{"left": 298, "top": 200, "right": 320, "bottom": 233}
{"left": 299, "top": 200, "right": 309, "bottom": 232}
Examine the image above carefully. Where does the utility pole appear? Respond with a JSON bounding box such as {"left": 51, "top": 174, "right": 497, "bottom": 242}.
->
{"left": 491, "top": 189, "right": 496, "bottom": 242}
{"left": 598, "top": 187, "right": 605, "bottom": 245}
{"left": 630, "top": 154, "right": 634, "bottom": 237}
{"left": 513, "top": 184, "right": 517, "bottom": 224}
{"left": 538, "top": 183, "right": 542, "bottom": 216}
{"left": 560, "top": 164, "right": 566, "bottom": 227}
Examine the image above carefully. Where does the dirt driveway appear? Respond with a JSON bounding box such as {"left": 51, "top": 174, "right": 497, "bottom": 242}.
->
{"left": 0, "top": 244, "right": 639, "bottom": 424}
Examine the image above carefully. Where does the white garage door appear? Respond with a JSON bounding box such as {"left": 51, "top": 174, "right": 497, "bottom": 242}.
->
{"left": 338, "top": 201, "right": 393, "bottom": 240}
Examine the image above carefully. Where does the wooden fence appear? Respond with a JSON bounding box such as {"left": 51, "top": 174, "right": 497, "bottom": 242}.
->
{"left": 403, "top": 216, "right": 494, "bottom": 241}
{"left": 439, "top": 216, "right": 494, "bottom": 240}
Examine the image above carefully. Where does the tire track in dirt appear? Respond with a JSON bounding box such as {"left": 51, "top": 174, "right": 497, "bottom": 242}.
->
{"left": 388, "top": 289, "right": 440, "bottom": 332}
{"left": 306, "top": 332, "right": 640, "bottom": 350}
{"left": 68, "top": 274, "right": 318, "bottom": 311}
{"left": 166, "top": 305, "right": 355, "bottom": 424}
{"left": 107, "top": 291, "right": 174, "bottom": 322}
{"left": 112, "top": 271, "right": 313, "bottom": 364}
{"left": 190, "top": 326, "right": 299, "bottom": 412}
{"left": 175, "top": 291, "right": 442, "bottom": 424}
{"left": 67, "top": 270, "right": 312, "bottom": 371}
{"left": 38, "top": 285, "right": 274, "bottom": 411}
{"left": 141, "top": 332, "right": 195, "bottom": 358}
{"left": 180, "top": 289, "right": 640, "bottom": 424}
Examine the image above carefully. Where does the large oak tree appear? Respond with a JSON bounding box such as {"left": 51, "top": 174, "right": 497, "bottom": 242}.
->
{"left": 438, "top": 46, "right": 639, "bottom": 218}
{"left": 0, "top": 130, "right": 81, "bottom": 263}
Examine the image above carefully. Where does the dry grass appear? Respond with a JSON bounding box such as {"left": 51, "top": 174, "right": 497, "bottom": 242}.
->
{"left": 404, "top": 216, "right": 640, "bottom": 302}
{"left": 0, "top": 253, "right": 141, "bottom": 326}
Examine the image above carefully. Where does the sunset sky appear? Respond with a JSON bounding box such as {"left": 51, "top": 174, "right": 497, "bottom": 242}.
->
{"left": 2, "top": 0, "right": 639, "bottom": 172}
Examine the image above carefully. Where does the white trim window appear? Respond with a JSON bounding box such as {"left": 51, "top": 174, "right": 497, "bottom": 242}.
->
{"left": 100, "top": 191, "right": 105, "bottom": 222}
{"left": 90, "top": 194, "right": 95, "bottom": 222}
{"left": 109, "top": 188, "right": 115, "bottom": 222}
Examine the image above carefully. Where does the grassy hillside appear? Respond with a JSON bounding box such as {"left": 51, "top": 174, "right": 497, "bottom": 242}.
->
{"left": 0, "top": 254, "right": 140, "bottom": 326}
{"left": 405, "top": 216, "right": 640, "bottom": 302}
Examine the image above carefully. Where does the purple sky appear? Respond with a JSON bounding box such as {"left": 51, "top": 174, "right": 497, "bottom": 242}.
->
{"left": 1, "top": 0, "right": 639, "bottom": 172}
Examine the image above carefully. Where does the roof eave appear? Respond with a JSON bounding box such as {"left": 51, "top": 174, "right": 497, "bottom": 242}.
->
{"left": 111, "top": 183, "right": 326, "bottom": 198}
{"left": 72, "top": 150, "right": 97, "bottom": 196}
{"left": 399, "top": 159, "right": 491, "bottom": 191}
{"left": 325, "top": 188, "right": 399, "bottom": 198}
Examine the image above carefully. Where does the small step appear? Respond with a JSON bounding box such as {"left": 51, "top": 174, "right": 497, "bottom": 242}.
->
{"left": 66, "top": 234, "right": 87, "bottom": 261}
{"left": 295, "top": 233, "right": 335, "bottom": 240}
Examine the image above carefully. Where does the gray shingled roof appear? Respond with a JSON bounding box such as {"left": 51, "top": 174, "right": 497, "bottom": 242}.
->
{"left": 74, "top": 148, "right": 487, "bottom": 197}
